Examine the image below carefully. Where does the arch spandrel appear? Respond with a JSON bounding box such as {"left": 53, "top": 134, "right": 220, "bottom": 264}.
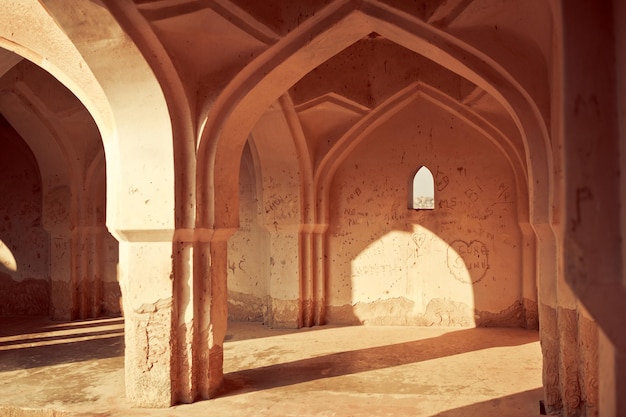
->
{"left": 0, "top": 0, "right": 176, "bottom": 240}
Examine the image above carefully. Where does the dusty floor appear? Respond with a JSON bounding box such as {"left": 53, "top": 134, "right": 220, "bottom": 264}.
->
{"left": 0, "top": 317, "right": 543, "bottom": 417}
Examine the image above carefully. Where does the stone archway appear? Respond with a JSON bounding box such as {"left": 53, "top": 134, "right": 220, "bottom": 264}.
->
{"left": 196, "top": 0, "right": 554, "bottom": 401}
{"left": 0, "top": 0, "right": 177, "bottom": 407}
{"left": 551, "top": 1, "right": 625, "bottom": 414}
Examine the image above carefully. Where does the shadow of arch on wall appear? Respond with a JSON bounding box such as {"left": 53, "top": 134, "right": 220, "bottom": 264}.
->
{"left": 229, "top": 80, "right": 537, "bottom": 330}
{"left": 318, "top": 81, "right": 535, "bottom": 328}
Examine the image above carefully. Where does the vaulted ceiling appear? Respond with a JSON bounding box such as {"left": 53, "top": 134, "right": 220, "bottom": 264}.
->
{"left": 0, "top": 0, "right": 552, "bottom": 201}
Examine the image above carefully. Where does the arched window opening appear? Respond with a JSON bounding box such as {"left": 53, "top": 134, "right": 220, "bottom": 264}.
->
{"left": 409, "top": 166, "right": 435, "bottom": 209}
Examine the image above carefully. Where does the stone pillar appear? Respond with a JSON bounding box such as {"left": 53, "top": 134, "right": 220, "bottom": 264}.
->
{"left": 520, "top": 222, "right": 538, "bottom": 328}
{"left": 312, "top": 224, "right": 328, "bottom": 325}
{"left": 172, "top": 237, "right": 194, "bottom": 403}
{"left": 102, "top": 229, "right": 121, "bottom": 315}
{"left": 300, "top": 224, "right": 315, "bottom": 327}
{"left": 192, "top": 228, "right": 234, "bottom": 399}
{"left": 558, "top": 2, "right": 626, "bottom": 415}
{"left": 73, "top": 225, "right": 89, "bottom": 319}
{"left": 534, "top": 224, "right": 561, "bottom": 413}
{"left": 86, "top": 226, "right": 103, "bottom": 317}
{"left": 117, "top": 237, "right": 175, "bottom": 407}
{"left": 88, "top": 225, "right": 122, "bottom": 317}
{"left": 72, "top": 224, "right": 106, "bottom": 320}
{"left": 556, "top": 274, "right": 582, "bottom": 416}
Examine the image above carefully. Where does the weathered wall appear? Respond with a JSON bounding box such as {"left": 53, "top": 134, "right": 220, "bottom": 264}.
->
{"left": 86, "top": 169, "right": 122, "bottom": 317}
{"left": 0, "top": 116, "right": 50, "bottom": 316}
{"left": 0, "top": 60, "right": 121, "bottom": 320}
{"left": 227, "top": 144, "right": 268, "bottom": 322}
{"left": 326, "top": 96, "right": 529, "bottom": 327}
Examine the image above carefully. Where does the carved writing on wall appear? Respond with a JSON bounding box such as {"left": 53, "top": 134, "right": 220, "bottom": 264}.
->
{"left": 446, "top": 240, "right": 490, "bottom": 284}
{"left": 435, "top": 167, "right": 449, "bottom": 191}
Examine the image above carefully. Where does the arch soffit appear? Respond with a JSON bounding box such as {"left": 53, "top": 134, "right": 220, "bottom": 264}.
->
{"left": 247, "top": 97, "right": 313, "bottom": 227}
{"left": 0, "top": 1, "right": 176, "bottom": 240}
{"left": 197, "top": 0, "right": 551, "bottom": 229}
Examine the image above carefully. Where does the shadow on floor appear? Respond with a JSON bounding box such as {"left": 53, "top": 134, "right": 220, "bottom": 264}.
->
{"left": 225, "top": 320, "right": 312, "bottom": 342}
{"left": 430, "top": 388, "right": 544, "bottom": 417}
{"left": 219, "top": 327, "right": 538, "bottom": 397}
{"left": 0, "top": 317, "right": 124, "bottom": 371}
{"left": 0, "top": 316, "right": 124, "bottom": 337}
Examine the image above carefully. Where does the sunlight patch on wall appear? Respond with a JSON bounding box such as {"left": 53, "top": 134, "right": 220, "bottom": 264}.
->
{"left": 350, "top": 226, "right": 476, "bottom": 320}
{"left": 0, "top": 239, "right": 17, "bottom": 272}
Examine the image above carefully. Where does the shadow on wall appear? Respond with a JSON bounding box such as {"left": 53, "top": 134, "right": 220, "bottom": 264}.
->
{"left": 326, "top": 97, "right": 534, "bottom": 328}
{"left": 0, "top": 115, "right": 50, "bottom": 317}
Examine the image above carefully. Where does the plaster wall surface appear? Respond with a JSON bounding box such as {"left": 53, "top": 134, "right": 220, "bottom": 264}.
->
{"left": 0, "top": 116, "right": 49, "bottom": 316}
{"left": 228, "top": 144, "right": 269, "bottom": 322}
{"left": 327, "top": 96, "right": 524, "bottom": 326}
{"left": 0, "top": 0, "right": 620, "bottom": 414}
{"left": 0, "top": 57, "right": 120, "bottom": 320}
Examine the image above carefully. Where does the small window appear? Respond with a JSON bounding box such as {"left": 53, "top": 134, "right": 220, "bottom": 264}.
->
{"left": 409, "top": 166, "right": 435, "bottom": 209}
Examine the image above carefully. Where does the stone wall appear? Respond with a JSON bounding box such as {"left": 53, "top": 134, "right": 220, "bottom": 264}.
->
{"left": 226, "top": 95, "right": 536, "bottom": 328}
{"left": 228, "top": 144, "right": 269, "bottom": 322}
{"left": 0, "top": 116, "right": 50, "bottom": 316}
{"left": 326, "top": 96, "right": 531, "bottom": 327}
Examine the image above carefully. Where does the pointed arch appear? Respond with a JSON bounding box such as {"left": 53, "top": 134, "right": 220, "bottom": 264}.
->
{"left": 315, "top": 81, "right": 529, "bottom": 225}
{"left": 0, "top": 0, "right": 178, "bottom": 406}
{"left": 197, "top": 0, "right": 551, "bottom": 233}
{"left": 312, "top": 80, "right": 533, "bottom": 326}
{"left": 194, "top": 0, "right": 554, "bottom": 396}
{"left": 0, "top": 0, "right": 176, "bottom": 239}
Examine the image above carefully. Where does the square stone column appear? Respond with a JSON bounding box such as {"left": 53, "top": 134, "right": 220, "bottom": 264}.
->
{"left": 190, "top": 228, "right": 235, "bottom": 400}
{"left": 118, "top": 239, "right": 174, "bottom": 407}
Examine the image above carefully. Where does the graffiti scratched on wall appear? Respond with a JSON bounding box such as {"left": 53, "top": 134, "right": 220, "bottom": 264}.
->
{"left": 446, "top": 240, "right": 490, "bottom": 284}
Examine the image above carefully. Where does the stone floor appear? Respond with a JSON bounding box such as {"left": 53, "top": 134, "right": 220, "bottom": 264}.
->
{"left": 0, "top": 317, "right": 543, "bottom": 417}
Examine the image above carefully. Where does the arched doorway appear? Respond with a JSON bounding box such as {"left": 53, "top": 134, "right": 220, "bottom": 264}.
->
{"left": 0, "top": 0, "right": 178, "bottom": 407}
{"left": 197, "top": 1, "right": 553, "bottom": 401}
